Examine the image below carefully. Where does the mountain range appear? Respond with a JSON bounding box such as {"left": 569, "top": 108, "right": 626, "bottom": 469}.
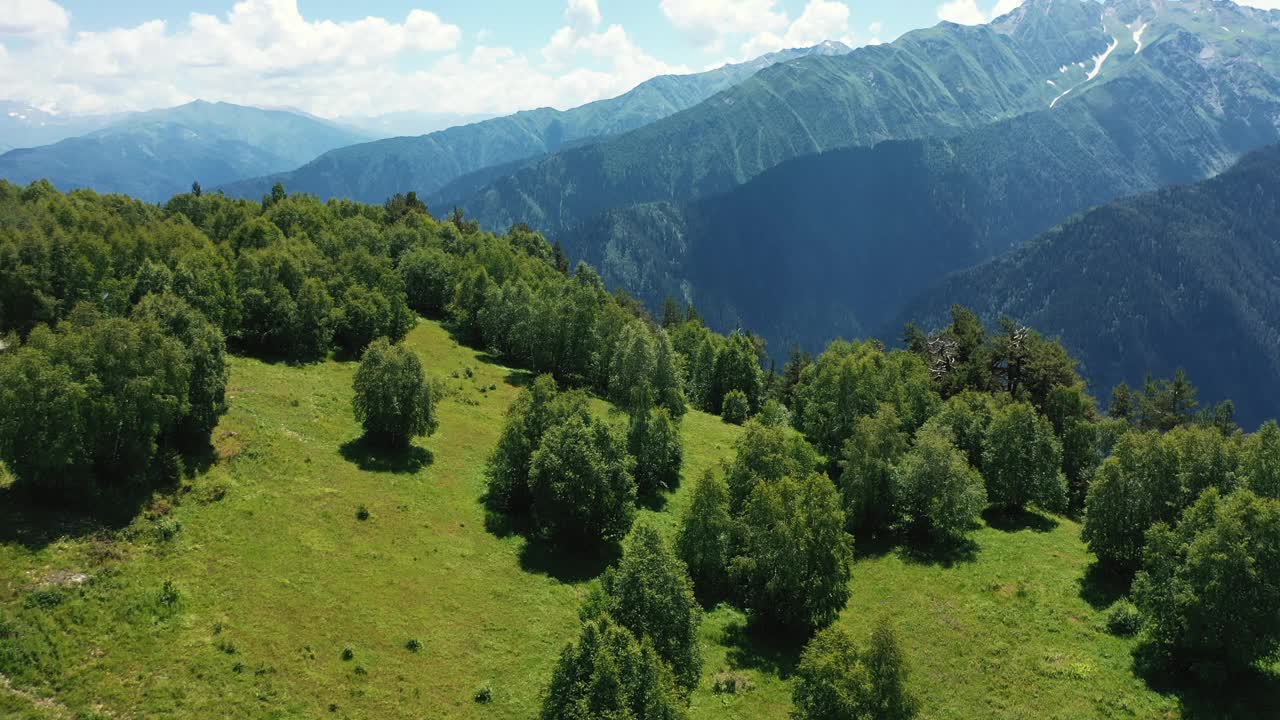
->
{"left": 557, "top": 0, "right": 1280, "bottom": 352}
{"left": 900, "top": 144, "right": 1280, "bottom": 429}
{"left": 452, "top": 0, "right": 1135, "bottom": 233}
{"left": 217, "top": 42, "right": 852, "bottom": 204}
{"left": 0, "top": 101, "right": 124, "bottom": 155}
{"left": 0, "top": 101, "right": 369, "bottom": 202}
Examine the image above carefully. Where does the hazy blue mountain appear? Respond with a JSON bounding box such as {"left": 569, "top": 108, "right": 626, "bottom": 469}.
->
{"left": 546, "top": 0, "right": 1280, "bottom": 354}
{"left": 0, "top": 101, "right": 370, "bottom": 202}
{"left": 0, "top": 101, "right": 124, "bottom": 154}
{"left": 218, "top": 42, "right": 852, "bottom": 204}
{"left": 897, "top": 144, "right": 1280, "bottom": 429}
{"left": 335, "top": 111, "right": 498, "bottom": 138}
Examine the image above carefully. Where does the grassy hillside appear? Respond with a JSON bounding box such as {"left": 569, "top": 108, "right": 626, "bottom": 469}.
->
{"left": 0, "top": 319, "right": 1191, "bottom": 719}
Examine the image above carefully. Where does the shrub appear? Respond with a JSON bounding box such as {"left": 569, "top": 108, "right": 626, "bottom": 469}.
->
{"left": 724, "top": 419, "right": 822, "bottom": 514}
{"left": 23, "top": 589, "right": 63, "bottom": 610}
{"left": 731, "top": 473, "right": 853, "bottom": 632}
{"left": 352, "top": 338, "right": 436, "bottom": 449}
{"left": 132, "top": 293, "right": 230, "bottom": 446}
{"left": 676, "top": 471, "right": 735, "bottom": 603}
{"left": 1132, "top": 489, "right": 1280, "bottom": 677}
{"left": 840, "top": 405, "right": 909, "bottom": 534}
{"left": 406, "top": 638, "right": 423, "bottom": 653}
{"left": 473, "top": 682, "right": 493, "bottom": 704}
{"left": 982, "top": 401, "right": 1067, "bottom": 511}
{"left": 721, "top": 389, "right": 749, "bottom": 425}
{"left": 484, "top": 376, "right": 583, "bottom": 514}
{"left": 341, "top": 647, "right": 354, "bottom": 661}
{"left": 356, "top": 505, "right": 370, "bottom": 521}
{"left": 528, "top": 413, "right": 636, "bottom": 544}
{"left": 538, "top": 617, "right": 683, "bottom": 720}
{"left": 757, "top": 399, "right": 790, "bottom": 427}
{"left": 594, "top": 523, "right": 703, "bottom": 692}
{"left": 793, "top": 620, "right": 918, "bottom": 720}
{"left": 1105, "top": 600, "right": 1142, "bottom": 637}
{"left": 154, "top": 516, "right": 182, "bottom": 542}
{"left": 893, "top": 424, "right": 987, "bottom": 541}
{"left": 628, "top": 406, "right": 683, "bottom": 496}
{"left": 1081, "top": 432, "right": 1177, "bottom": 570}
{"left": 158, "top": 580, "right": 181, "bottom": 608}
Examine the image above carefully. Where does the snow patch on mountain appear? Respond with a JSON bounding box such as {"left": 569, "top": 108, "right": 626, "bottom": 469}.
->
{"left": 1087, "top": 37, "right": 1120, "bottom": 81}
{"left": 1133, "top": 23, "right": 1149, "bottom": 54}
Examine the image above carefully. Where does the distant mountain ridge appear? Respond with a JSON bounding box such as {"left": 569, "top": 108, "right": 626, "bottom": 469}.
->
{"left": 458, "top": 0, "right": 1117, "bottom": 235}
{"left": 547, "top": 0, "right": 1280, "bottom": 364}
{"left": 897, "top": 144, "right": 1280, "bottom": 429}
{"left": 0, "top": 100, "right": 370, "bottom": 202}
{"left": 218, "top": 42, "right": 852, "bottom": 204}
{"left": 0, "top": 101, "right": 124, "bottom": 154}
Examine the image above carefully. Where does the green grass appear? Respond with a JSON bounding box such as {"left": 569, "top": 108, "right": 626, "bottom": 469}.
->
{"left": 0, "top": 319, "right": 1196, "bottom": 718}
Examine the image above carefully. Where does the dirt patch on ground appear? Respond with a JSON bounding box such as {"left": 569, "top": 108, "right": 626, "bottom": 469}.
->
{"left": 216, "top": 430, "right": 244, "bottom": 463}
{"left": 31, "top": 569, "right": 89, "bottom": 590}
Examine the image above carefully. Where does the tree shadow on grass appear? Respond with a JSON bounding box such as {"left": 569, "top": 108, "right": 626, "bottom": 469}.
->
{"left": 1077, "top": 561, "right": 1133, "bottom": 610}
{"left": 638, "top": 491, "right": 670, "bottom": 513}
{"left": 0, "top": 477, "right": 169, "bottom": 551}
{"left": 721, "top": 618, "right": 805, "bottom": 679}
{"left": 982, "top": 506, "right": 1060, "bottom": 533}
{"left": 503, "top": 369, "right": 535, "bottom": 389}
{"left": 519, "top": 537, "right": 621, "bottom": 584}
{"left": 852, "top": 531, "right": 897, "bottom": 561}
{"left": 339, "top": 437, "right": 433, "bottom": 474}
{"left": 482, "top": 494, "right": 621, "bottom": 584}
{"left": 898, "top": 534, "right": 980, "bottom": 568}
{"left": 1135, "top": 649, "right": 1280, "bottom": 720}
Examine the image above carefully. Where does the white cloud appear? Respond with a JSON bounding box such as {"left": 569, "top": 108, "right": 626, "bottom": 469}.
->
{"left": 938, "top": 0, "right": 1024, "bottom": 26}
{"left": 991, "top": 0, "right": 1025, "bottom": 18}
{"left": 565, "top": 0, "right": 602, "bottom": 32}
{"left": 937, "top": 0, "right": 988, "bottom": 25}
{"left": 867, "top": 20, "right": 884, "bottom": 45}
{"left": 660, "top": 0, "right": 788, "bottom": 51}
{"left": 737, "top": 0, "right": 856, "bottom": 60}
{"left": 0, "top": 0, "right": 70, "bottom": 38}
{"left": 0, "top": 0, "right": 692, "bottom": 117}
{"left": 541, "top": 0, "right": 685, "bottom": 93}
{"left": 1239, "top": 0, "right": 1280, "bottom": 8}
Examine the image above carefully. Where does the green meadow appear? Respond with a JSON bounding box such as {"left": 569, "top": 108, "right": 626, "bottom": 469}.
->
{"left": 1, "top": 320, "right": 1182, "bottom": 719}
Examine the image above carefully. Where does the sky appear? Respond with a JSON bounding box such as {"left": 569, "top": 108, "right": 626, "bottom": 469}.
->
{"left": 0, "top": 0, "right": 1276, "bottom": 119}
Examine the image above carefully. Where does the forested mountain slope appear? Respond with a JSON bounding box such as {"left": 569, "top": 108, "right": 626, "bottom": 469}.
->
{"left": 557, "top": 0, "right": 1280, "bottom": 358}
{"left": 898, "top": 144, "right": 1280, "bottom": 428}
{"left": 0, "top": 101, "right": 369, "bottom": 202}
{"left": 461, "top": 0, "right": 1116, "bottom": 234}
{"left": 219, "top": 43, "right": 850, "bottom": 204}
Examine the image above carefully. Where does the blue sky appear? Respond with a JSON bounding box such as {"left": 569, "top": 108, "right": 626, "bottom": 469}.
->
{"left": 0, "top": 0, "right": 1193, "bottom": 118}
